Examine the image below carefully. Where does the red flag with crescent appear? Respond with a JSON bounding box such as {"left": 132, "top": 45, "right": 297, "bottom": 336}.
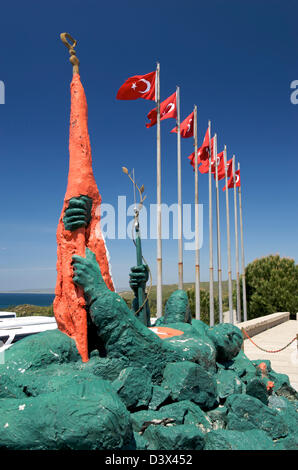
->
{"left": 171, "top": 111, "right": 194, "bottom": 138}
{"left": 116, "top": 71, "right": 156, "bottom": 101}
{"left": 223, "top": 169, "right": 241, "bottom": 191}
{"left": 189, "top": 136, "right": 214, "bottom": 172}
{"left": 146, "top": 91, "right": 177, "bottom": 128}
{"left": 216, "top": 156, "right": 233, "bottom": 181}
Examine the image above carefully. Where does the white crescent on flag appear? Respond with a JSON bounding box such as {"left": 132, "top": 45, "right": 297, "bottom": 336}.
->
{"left": 162, "top": 102, "right": 175, "bottom": 116}
{"left": 138, "top": 78, "right": 151, "bottom": 94}
{"left": 235, "top": 174, "right": 240, "bottom": 183}
{"left": 187, "top": 118, "right": 193, "bottom": 132}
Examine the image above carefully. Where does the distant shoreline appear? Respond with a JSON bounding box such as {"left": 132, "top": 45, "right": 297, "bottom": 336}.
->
{"left": 0, "top": 291, "right": 55, "bottom": 294}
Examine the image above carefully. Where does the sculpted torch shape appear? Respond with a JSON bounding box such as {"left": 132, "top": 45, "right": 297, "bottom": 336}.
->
{"left": 54, "top": 73, "right": 114, "bottom": 362}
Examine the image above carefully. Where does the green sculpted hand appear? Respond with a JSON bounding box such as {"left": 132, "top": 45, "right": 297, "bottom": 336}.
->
{"left": 72, "top": 248, "right": 104, "bottom": 304}
{"left": 129, "top": 264, "right": 149, "bottom": 295}
{"left": 63, "top": 195, "right": 92, "bottom": 231}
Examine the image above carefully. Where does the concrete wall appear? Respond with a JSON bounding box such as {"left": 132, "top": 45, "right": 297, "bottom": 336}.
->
{"left": 237, "top": 312, "right": 290, "bottom": 338}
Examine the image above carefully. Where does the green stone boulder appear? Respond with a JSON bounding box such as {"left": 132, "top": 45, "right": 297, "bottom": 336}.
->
{"left": 0, "top": 379, "right": 133, "bottom": 450}
{"left": 161, "top": 361, "right": 218, "bottom": 410}
{"left": 246, "top": 377, "right": 269, "bottom": 405}
{"left": 143, "top": 424, "right": 205, "bottom": 450}
{"left": 148, "top": 385, "right": 171, "bottom": 411}
{"left": 215, "top": 369, "right": 245, "bottom": 401}
{"left": 225, "top": 350, "right": 257, "bottom": 380}
{"left": 204, "top": 429, "right": 275, "bottom": 450}
{"left": 131, "top": 400, "right": 213, "bottom": 433}
{"left": 268, "top": 395, "right": 298, "bottom": 449}
{"left": 225, "top": 394, "right": 288, "bottom": 440}
{"left": 112, "top": 367, "right": 153, "bottom": 410}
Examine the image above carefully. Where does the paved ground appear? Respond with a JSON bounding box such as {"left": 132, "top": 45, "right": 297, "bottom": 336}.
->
{"left": 243, "top": 320, "right": 298, "bottom": 391}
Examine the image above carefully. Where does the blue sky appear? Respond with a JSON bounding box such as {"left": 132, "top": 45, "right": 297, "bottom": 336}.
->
{"left": 0, "top": 0, "right": 297, "bottom": 291}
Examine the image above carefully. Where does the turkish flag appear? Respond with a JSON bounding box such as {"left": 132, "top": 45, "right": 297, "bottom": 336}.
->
{"left": 116, "top": 71, "right": 156, "bottom": 101}
{"left": 197, "top": 127, "right": 211, "bottom": 161}
{"left": 188, "top": 136, "right": 214, "bottom": 172}
{"left": 216, "top": 156, "right": 232, "bottom": 181}
{"left": 171, "top": 111, "right": 194, "bottom": 138}
{"left": 146, "top": 91, "right": 177, "bottom": 128}
{"left": 223, "top": 169, "right": 240, "bottom": 191}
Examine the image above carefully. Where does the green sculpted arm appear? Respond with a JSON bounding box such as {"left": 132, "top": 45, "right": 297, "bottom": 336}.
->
{"left": 63, "top": 195, "right": 92, "bottom": 231}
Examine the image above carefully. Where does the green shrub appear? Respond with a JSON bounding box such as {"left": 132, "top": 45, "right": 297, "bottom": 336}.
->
{"left": 234, "top": 255, "right": 298, "bottom": 320}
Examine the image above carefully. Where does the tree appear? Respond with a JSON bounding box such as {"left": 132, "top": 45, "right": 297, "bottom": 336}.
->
{"left": 235, "top": 255, "right": 298, "bottom": 320}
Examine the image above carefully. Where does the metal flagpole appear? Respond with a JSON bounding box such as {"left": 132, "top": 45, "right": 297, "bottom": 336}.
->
{"left": 194, "top": 105, "right": 200, "bottom": 319}
{"left": 238, "top": 162, "right": 247, "bottom": 321}
{"left": 176, "top": 86, "right": 183, "bottom": 290}
{"left": 214, "top": 134, "right": 223, "bottom": 322}
{"left": 224, "top": 145, "right": 233, "bottom": 323}
{"left": 208, "top": 120, "right": 214, "bottom": 326}
{"left": 233, "top": 155, "right": 241, "bottom": 323}
{"left": 156, "top": 62, "right": 163, "bottom": 318}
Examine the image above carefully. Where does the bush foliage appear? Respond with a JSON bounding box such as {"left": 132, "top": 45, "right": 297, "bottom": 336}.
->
{"left": 237, "top": 254, "right": 298, "bottom": 320}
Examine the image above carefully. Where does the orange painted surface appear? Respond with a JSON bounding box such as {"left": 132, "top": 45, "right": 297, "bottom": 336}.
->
{"left": 266, "top": 380, "right": 275, "bottom": 391}
{"left": 149, "top": 326, "right": 184, "bottom": 339}
{"left": 54, "top": 73, "right": 114, "bottom": 362}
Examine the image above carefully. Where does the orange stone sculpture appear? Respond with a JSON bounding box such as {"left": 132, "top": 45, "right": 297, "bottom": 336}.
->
{"left": 54, "top": 73, "right": 114, "bottom": 362}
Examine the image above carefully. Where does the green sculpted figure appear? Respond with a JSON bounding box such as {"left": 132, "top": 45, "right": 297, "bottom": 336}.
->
{"left": 0, "top": 195, "right": 296, "bottom": 451}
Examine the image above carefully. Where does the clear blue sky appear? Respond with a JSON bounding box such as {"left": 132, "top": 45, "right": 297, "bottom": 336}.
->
{"left": 0, "top": 0, "right": 297, "bottom": 291}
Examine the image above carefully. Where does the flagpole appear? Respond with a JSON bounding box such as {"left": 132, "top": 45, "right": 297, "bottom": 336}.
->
{"left": 194, "top": 105, "right": 200, "bottom": 319}
{"left": 238, "top": 162, "right": 247, "bottom": 321}
{"left": 156, "top": 62, "right": 162, "bottom": 318}
{"left": 224, "top": 145, "right": 233, "bottom": 323}
{"left": 176, "top": 86, "right": 183, "bottom": 290}
{"left": 208, "top": 120, "right": 214, "bottom": 326}
{"left": 233, "top": 155, "right": 241, "bottom": 323}
{"left": 214, "top": 134, "right": 223, "bottom": 322}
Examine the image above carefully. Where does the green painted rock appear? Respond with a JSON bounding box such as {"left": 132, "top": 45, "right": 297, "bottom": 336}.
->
{"left": 133, "top": 432, "right": 148, "bottom": 450}
{"left": 143, "top": 424, "right": 205, "bottom": 450}
{"left": 273, "top": 381, "right": 298, "bottom": 402}
{"left": 206, "top": 323, "right": 243, "bottom": 363}
{"left": 131, "top": 400, "right": 212, "bottom": 433}
{"left": 161, "top": 361, "right": 218, "bottom": 410}
{"left": 206, "top": 406, "right": 228, "bottom": 430}
{"left": 246, "top": 378, "right": 269, "bottom": 405}
{"left": 274, "top": 436, "right": 298, "bottom": 450}
{"left": 204, "top": 429, "right": 275, "bottom": 450}
{"left": 0, "top": 379, "right": 133, "bottom": 450}
{"left": 149, "top": 385, "right": 171, "bottom": 410}
{"left": 226, "top": 350, "right": 257, "bottom": 379}
{"left": 225, "top": 394, "right": 288, "bottom": 439}
{"left": 0, "top": 374, "right": 27, "bottom": 399}
{"left": 268, "top": 395, "right": 298, "bottom": 437}
{"left": 112, "top": 367, "right": 153, "bottom": 410}
{"left": 215, "top": 369, "right": 245, "bottom": 401}
{"left": 2, "top": 329, "right": 80, "bottom": 376}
